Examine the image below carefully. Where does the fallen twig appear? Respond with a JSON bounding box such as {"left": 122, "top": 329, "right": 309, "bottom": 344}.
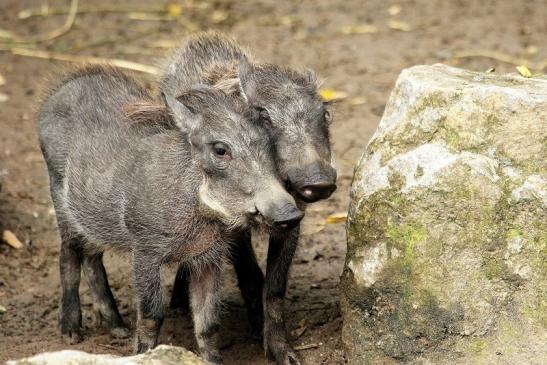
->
{"left": 294, "top": 343, "right": 322, "bottom": 351}
{"left": 2, "top": 0, "right": 78, "bottom": 44}
{"left": 144, "top": 39, "right": 181, "bottom": 49}
{"left": 97, "top": 343, "right": 124, "bottom": 354}
{"left": 387, "top": 19, "right": 413, "bottom": 32}
{"left": 18, "top": 3, "right": 210, "bottom": 20}
{"left": 300, "top": 223, "right": 325, "bottom": 236}
{"left": 127, "top": 12, "right": 177, "bottom": 21}
{"left": 0, "top": 43, "right": 37, "bottom": 51}
{"left": 452, "top": 49, "right": 547, "bottom": 71}
{"left": 70, "top": 28, "right": 162, "bottom": 52}
{"left": 293, "top": 305, "right": 334, "bottom": 312}
{"left": 8, "top": 48, "right": 160, "bottom": 75}
{"left": 117, "top": 47, "right": 168, "bottom": 57}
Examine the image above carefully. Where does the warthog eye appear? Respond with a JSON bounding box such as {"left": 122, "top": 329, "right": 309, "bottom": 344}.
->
{"left": 212, "top": 142, "right": 231, "bottom": 160}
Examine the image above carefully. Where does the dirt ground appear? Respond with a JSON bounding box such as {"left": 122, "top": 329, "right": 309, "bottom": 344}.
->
{"left": 0, "top": 0, "right": 545, "bottom": 364}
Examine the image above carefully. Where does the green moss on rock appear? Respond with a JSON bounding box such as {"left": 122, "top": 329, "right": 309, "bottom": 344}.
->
{"left": 483, "top": 257, "right": 504, "bottom": 280}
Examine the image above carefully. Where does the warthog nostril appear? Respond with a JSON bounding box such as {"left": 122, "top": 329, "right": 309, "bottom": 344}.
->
{"left": 297, "top": 181, "right": 337, "bottom": 202}
{"left": 287, "top": 163, "right": 337, "bottom": 203}
{"left": 274, "top": 209, "right": 304, "bottom": 229}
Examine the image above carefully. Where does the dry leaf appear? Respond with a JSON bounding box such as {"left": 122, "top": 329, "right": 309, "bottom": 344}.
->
{"left": 290, "top": 318, "right": 307, "bottom": 338}
{"left": 128, "top": 13, "right": 173, "bottom": 21}
{"left": 387, "top": 19, "right": 412, "bottom": 32}
{"left": 340, "top": 24, "right": 378, "bottom": 35}
{"left": 211, "top": 10, "right": 228, "bottom": 23}
{"left": 0, "top": 29, "right": 13, "bottom": 39}
{"left": 279, "top": 15, "right": 301, "bottom": 26}
{"left": 319, "top": 88, "right": 348, "bottom": 102}
{"left": 3, "top": 230, "right": 23, "bottom": 249}
{"left": 0, "top": 93, "right": 9, "bottom": 103}
{"left": 325, "top": 212, "right": 347, "bottom": 224}
{"left": 291, "top": 326, "right": 307, "bottom": 338}
{"left": 388, "top": 4, "right": 402, "bottom": 16}
{"left": 516, "top": 65, "right": 532, "bottom": 78}
{"left": 166, "top": 3, "right": 183, "bottom": 18}
{"left": 300, "top": 222, "right": 325, "bottom": 236}
{"left": 18, "top": 9, "right": 33, "bottom": 19}
{"left": 349, "top": 96, "right": 367, "bottom": 106}
{"left": 525, "top": 45, "right": 538, "bottom": 55}
{"left": 18, "top": 4, "right": 50, "bottom": 19}
{"left": 0, "top": 73, "right": 5, "bottom": 86}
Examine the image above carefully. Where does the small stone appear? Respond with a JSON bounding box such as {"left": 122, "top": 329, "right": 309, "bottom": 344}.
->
{"left": 388, "top": 4, "right": 402, "bottom": 16}
{"left": 7, "top": 345, "right": 207, "bottom": 365}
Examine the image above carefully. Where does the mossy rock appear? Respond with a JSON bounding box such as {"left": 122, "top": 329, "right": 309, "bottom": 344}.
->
{"left": 342, "top": 64, "right": 547, "bottom": 365}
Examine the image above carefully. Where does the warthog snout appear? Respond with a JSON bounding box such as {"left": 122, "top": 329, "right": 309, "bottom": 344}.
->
{"left": 287, "top": 162, "right": 337, "bottom": 203}
{"left": 270, "top": 203, "right": 304, "bottom": 229}
{"left": 254, "top": 182, "right": 304, "bottom": 229}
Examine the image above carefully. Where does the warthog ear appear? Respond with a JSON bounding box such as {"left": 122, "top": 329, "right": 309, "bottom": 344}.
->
{"left": 161, "top": 91, "right": 201, "bottom": 134}
{"left": 238, "top": 56, "right": 258, "bottom": 104}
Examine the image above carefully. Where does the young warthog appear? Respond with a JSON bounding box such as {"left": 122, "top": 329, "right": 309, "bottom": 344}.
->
{"left": 161, "top": 33, "right": 337, "bottom": 365}
{"left": 38, "top": 65, "right": 302, "bottom": 363}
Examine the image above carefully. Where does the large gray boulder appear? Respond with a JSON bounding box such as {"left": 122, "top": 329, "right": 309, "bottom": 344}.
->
{"left": 7, "top": 345, "right": 208, "bottom": 365}
{"left": 341, "top": 64, "right": 546, "bottom": 365}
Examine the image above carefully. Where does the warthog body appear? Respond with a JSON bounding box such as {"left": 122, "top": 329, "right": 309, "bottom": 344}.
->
{"left": 38, "top": 65, "right": 302, "bottom": 364}
{"left": 161, "top": 33, "right": 337, "bottom": 364}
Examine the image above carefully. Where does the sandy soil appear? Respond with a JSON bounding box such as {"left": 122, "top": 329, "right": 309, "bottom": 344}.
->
{"left": 1, "top": 0, "right": 545, "bottom": 364}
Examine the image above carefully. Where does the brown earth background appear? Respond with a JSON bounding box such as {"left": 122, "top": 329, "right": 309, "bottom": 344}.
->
{"left": 0, "top": 0, "right": 546, "bottom": 364}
